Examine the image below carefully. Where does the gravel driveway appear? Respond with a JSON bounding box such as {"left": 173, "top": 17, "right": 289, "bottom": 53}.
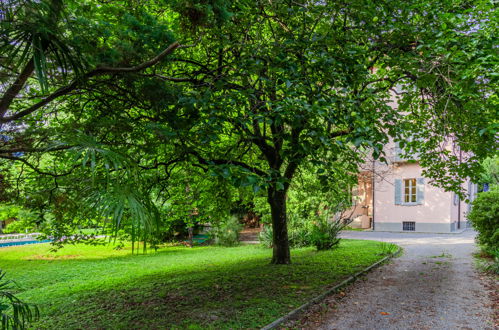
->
{"left": 293, "top": 229, "right": 496, "bottom": 330}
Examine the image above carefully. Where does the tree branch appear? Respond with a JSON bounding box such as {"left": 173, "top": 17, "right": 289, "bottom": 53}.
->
{"left": 0, "top": 59, "right": 34, "bottom": 119}
{"left": 187, "top": 150, "right": 267, "bottom": 177}
{"left": 0, "top": 154, "right": 77, "bottom": 177}
{"left": 1, "top": 42, "right": 181, "bottom": 123}
{"left": 0, "top": 145, "right": 72, "bottom": 154}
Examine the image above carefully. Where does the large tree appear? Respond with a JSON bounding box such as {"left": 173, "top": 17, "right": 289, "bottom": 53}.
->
{"left": 0, "top": 0, "right": 497, "bottom": 264}
{"left": 141, "top": 0, "right": 497, "bottom": 263}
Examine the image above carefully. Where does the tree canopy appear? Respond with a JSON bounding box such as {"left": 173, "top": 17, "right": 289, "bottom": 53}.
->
{"left": 0, "top": 0, "right": 497, "bottom": 263}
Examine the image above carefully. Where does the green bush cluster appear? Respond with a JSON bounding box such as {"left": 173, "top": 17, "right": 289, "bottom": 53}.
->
{"left": 468, "top": 190, "right": 499, "bottom": 252}
{"left": 210, "top": 216, "right": 243, "bottom": 246}
{"left": 1, "top": 206, "right": 39, "bottom": 234}
{"left": 259, "top": 214, "right": 347, "bottom": 251}
{"left": 468, "top": 189, "right": 499, "bottom": 273}
{"left": 310, "top": 219, "right": 344, "bottom": 251}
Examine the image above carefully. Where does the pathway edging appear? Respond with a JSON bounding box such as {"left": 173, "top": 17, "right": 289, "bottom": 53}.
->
{"left": 260, "top": 247, "right": 402, "bottom": 330}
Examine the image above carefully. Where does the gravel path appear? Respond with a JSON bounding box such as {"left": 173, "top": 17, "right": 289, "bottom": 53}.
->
{"left": 293, "top": 229, "right": 496, "bottom": 330}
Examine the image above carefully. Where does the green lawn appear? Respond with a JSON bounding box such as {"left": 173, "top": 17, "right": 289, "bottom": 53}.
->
{"left": 0, "top": 240, "right": 393, "bottom": 329}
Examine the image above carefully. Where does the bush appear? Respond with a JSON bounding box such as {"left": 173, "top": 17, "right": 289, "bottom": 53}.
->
{"left": 377, "top": 241, "right": 399, "bottom": 256}
{"left": 287, "top": 214, "right": 313, "bottom": 248}
{"left": 1, "top": 206, "right": 39, "bottom": 234}
{"left": 468, "top": 190, "right": 499, "bottom": 251}
{"left": 259, "top": 214, "right": 347, "bottom": 251}
{"left": 210, "top": 216, "right": 242, "bottom": 246}
{"left": 310, "top": 219, "right": 345, "bottom": 251}
{"left": 259, "top": 215, "right": 313, "bottom": 248}
{"left": 259, "top": 225, "right": 273, "bottom": 248}
{"left": 483, "top": 248, "right": 499, "bottom": 274}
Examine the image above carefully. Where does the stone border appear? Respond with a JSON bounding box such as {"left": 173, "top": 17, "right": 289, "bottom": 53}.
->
{"left": 261, "top": 247, "right": 402, "bottom": 330}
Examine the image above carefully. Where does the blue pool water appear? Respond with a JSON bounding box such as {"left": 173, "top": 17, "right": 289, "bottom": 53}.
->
{"left": 0, "top": 240, "right": 51, "bottom": 248}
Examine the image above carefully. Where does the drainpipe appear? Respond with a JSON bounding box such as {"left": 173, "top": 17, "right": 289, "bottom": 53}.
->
{"left": 457, "top": 195, "right": 461, "bottom": 230}
{"left": 457, "top": 149, "right": 462, "bottom": 230}
{"left": 372, "top": 158, "right": 375, "bottom": 231}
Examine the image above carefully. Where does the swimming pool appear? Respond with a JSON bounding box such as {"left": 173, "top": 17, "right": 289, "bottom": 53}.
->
{"left": 0, "top": 239, "right": 51, "bottom": 248}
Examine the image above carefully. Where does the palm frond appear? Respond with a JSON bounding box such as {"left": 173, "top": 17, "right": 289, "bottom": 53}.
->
{"left": 0, "top": 269, "right": 39, "bottom": 329}
{"left": 1, "top": 0, "right": 86, "bottom": 91}
{"left": 60, "top": 133, "right": 162, "bottom": 252}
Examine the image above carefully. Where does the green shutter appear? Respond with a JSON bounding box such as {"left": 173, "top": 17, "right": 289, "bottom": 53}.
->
{"left": 394, "top": 179, "right": 402, "bottom": 205}
{"left": 416, "top": 178, "right": 425, "bottom": 205}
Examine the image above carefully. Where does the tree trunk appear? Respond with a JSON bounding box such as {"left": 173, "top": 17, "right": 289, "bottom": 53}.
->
{"left": 268, "top": 186, "right": 291, "bottom": 264}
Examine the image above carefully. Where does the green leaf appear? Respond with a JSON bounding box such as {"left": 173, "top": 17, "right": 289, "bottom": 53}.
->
{"left": 276, "top": 182, "right": 285, "bottom": 191}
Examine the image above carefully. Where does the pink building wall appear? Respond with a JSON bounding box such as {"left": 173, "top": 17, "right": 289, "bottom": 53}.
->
{"left": 351, "top": 89, "right": 475, "bottom": 232}
{"left": 368, "top": 140, "right": 472, "bottom": 232}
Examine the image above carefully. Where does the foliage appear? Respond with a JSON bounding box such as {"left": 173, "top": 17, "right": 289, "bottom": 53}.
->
{"left": 278, "top": 164, "right": 356, "bottom": 223}
{"left": 468, "top": 190, "right": 499, "bottom": 251}
{"left": 0, "top": 0, "right": 231, "bottom": 252}
{"left": 209, "top": 216, "right": 242, "bottom": 246}
{"left": 482, "top": 249, "right": 499, "bottom": 275}
{"left": 2, "top": 208, "right": 39, "bottom": 234}
{"left": 0, "top": 240, "right": 389, "bottom": 329}
{"left": 480, "top": 156, "right": 499, "bottom": 186}
{"left": 259, "top": 217, "right": 311, "bottom": 249}
{"left": 310, "top": 219, "right": 345, "bottom": 251}
{"left": 377, "top": 242, "right": 400, "bottom": 256}
{"left": 0, "top": 0, "right": 497, "bottom": 264}
{"left": 260, "top": 214, "right": 348, "bottom": 251}
{"left": 259, "top": 225, "right": 273, "bottom": 248}
{"left": 0, "top": 205, "right": 22, "bottom": 222}
{"left": 0, "top": 270, "right": 39, "bottom": 329}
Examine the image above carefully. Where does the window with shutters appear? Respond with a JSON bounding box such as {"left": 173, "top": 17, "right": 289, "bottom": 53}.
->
{"left": 395, "top": 178, "right": 424, "bottom": 206}
{"left": 404, "top": 179, "right": 417, "bottom": 203}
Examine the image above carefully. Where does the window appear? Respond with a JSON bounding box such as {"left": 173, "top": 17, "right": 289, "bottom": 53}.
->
{"left": 403, "top": 221, "right": 416, "bottom": 231}
{"left": 404, "top": 179, "right": 417, "bottom": 203}
{"left": 394, "top": 178, "right": 424, "bottom": 205}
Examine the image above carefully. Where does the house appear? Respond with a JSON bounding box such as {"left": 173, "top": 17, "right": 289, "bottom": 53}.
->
{"left": 348, "top": 140, "right": 478, "bottom": 233}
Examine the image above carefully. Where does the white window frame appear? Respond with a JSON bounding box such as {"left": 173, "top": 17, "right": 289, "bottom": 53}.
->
{"left": 403, "top": 178, "right": 417, "bottom": 204}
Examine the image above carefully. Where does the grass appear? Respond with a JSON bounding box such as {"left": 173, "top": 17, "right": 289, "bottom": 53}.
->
{"left": 0, "top": 240, "right": 395, "bottom": 329}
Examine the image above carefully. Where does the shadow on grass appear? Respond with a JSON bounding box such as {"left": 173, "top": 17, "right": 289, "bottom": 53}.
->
{"left": 27, "top": 242, "right": 385, "bottom": 329}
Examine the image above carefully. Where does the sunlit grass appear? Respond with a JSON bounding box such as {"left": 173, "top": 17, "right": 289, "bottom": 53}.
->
{"left": 0, "top": 239, "right": 394, "bottom": 329}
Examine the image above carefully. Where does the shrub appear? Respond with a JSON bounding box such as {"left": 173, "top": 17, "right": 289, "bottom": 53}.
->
{"left": 377, "top": 242, "right": 399, "bottom": 256}
{"left": 310, "top": 219, "right": 345, "bottom": 251}
{"left": 259, "top": 225, "right": 273, "bottom": 248}
{"left": 484, "top": 248, "right": 499, "bottom": 274}
{"left": 468, "top": 190, "right": 499, "bottom": 251}
{"left": 210, "top": 216, "right": 242, "bottom": 246}
{"left": 286, "top": 214, "right": 312, "bottom": 247}
{"left": 259, "top": 214, "right": 348, "bottom": 250}
{"left": 289, "top": 226, "right": 311, "bottom": 248}
{"left": 1, "top": 206, "right": 39, "bottom": 234}
{"left": 259, "top": 215, "right": 314, "bottom": 248}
